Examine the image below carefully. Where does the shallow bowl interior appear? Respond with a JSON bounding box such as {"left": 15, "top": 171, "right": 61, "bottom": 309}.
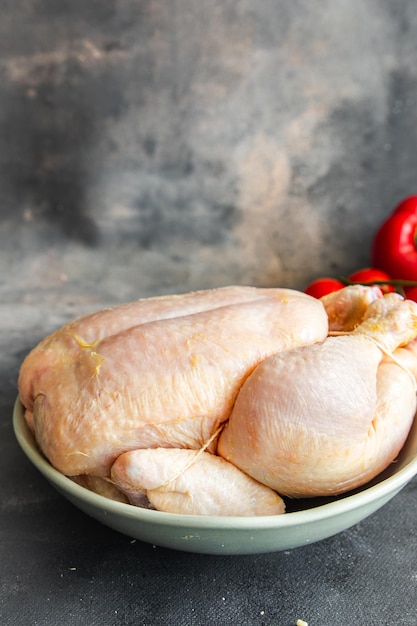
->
{"left": 13, "top": 397, "right": 417, "bottom": 555}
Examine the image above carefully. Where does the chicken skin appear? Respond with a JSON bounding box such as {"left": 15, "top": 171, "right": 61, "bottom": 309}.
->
{"left": 217, "top": 292, "right": 417, "bottom": 497}
{"left": 18, "top": 284, "right": 417, "bottom": 516}
{"left": 18, "top": 286, "right": 328, "bottom": 478}
{"left": 111, "top": 448, "right": 285, "bottom": 516}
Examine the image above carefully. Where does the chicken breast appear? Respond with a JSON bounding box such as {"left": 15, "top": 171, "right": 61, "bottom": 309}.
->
{"left": 18, "top": 286, "right": 328, "bottom": 478}
{"left": 217, "top": 293, "right": 417, "bottom": 497}
{"left": 111, "top": 448, "right": 285, "bottom": 516}
{"left": 19, "top": 285, "right": 298, "bottom": 422}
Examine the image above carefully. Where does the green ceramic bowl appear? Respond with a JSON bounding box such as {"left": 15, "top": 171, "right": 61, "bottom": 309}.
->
{"left": 13, "top": 397, "right": 417, "bottom": 555}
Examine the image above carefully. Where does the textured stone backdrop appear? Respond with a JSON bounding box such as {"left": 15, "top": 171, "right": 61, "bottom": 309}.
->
{"left": 1, "top": 0, "right": 417, "bottom": 306}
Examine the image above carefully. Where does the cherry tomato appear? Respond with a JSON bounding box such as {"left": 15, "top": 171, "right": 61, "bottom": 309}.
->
{"left": 405, "top": 286, "right": 417, "bottom": 302}
{"left": 348, "top": 267, "right": 395, "bottom": 293}
{"left": 304, "top": 277, "right": 344, "bottom": 299}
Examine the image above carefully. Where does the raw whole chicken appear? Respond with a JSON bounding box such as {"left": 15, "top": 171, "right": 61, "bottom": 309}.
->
{"left": 18, "top": 285, "right": 327, "bottom": 515}
{"left": 17, "top": 284, "right": 417, "bottom": 516}
{"left": 217, "top": 290, "right": 417, "bottom": 497}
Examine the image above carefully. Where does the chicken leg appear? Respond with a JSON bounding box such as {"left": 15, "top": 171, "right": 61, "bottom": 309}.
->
{"left": 217, "top": 292, "right": 417, "bottom": 497}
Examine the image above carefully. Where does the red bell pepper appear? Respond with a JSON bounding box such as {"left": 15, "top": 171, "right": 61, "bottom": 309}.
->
{"left": 372, "top": 195, "right": 417, "bottom": 280}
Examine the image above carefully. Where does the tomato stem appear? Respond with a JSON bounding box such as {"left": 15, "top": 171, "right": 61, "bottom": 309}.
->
{"left": 340, "top": 278, "right": 417, "bottom": 287}
{"left": 339, "top": 277, "right": 417, "bottom": 297}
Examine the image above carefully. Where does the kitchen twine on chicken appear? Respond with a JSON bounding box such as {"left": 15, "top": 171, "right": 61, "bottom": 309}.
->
{"left": 155, "top": 424, "right": 225, "bottom": 492}
{"left": 104, "top": 423, "right": 225, "bottom": 493}
{"left": 328, "top": 330, "right": 417, "bottom": 392}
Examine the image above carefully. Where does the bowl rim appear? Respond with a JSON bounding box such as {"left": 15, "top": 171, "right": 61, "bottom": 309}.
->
{"left": 13, "top": 396, "right": 417, "bottom": 530}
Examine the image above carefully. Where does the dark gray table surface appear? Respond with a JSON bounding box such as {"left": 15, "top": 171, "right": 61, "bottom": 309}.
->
{"left": 2, "top": 318, "right": 417, "bottom": 626}
{"left": 2, "top": 1, "right": 417, "bottom": 624}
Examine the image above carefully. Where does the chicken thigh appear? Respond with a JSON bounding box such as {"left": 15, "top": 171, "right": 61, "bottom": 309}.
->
{"left": 18, "top": 286, "right": 328, "bottom": 478}
{"left": 217, "top": 292, "right": 417, "bottom": 497}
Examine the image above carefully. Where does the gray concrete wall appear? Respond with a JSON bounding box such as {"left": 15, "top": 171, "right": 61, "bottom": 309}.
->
{"left": 2, "top": 1, "right": 417, "bottom": 306}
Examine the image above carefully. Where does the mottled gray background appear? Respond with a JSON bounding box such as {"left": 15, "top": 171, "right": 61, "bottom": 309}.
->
{"left": 2, "top": 0, "right": 417, "bottom": 308}
{"left": 3, "top": 3, "right": 417, "bottom": 625}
